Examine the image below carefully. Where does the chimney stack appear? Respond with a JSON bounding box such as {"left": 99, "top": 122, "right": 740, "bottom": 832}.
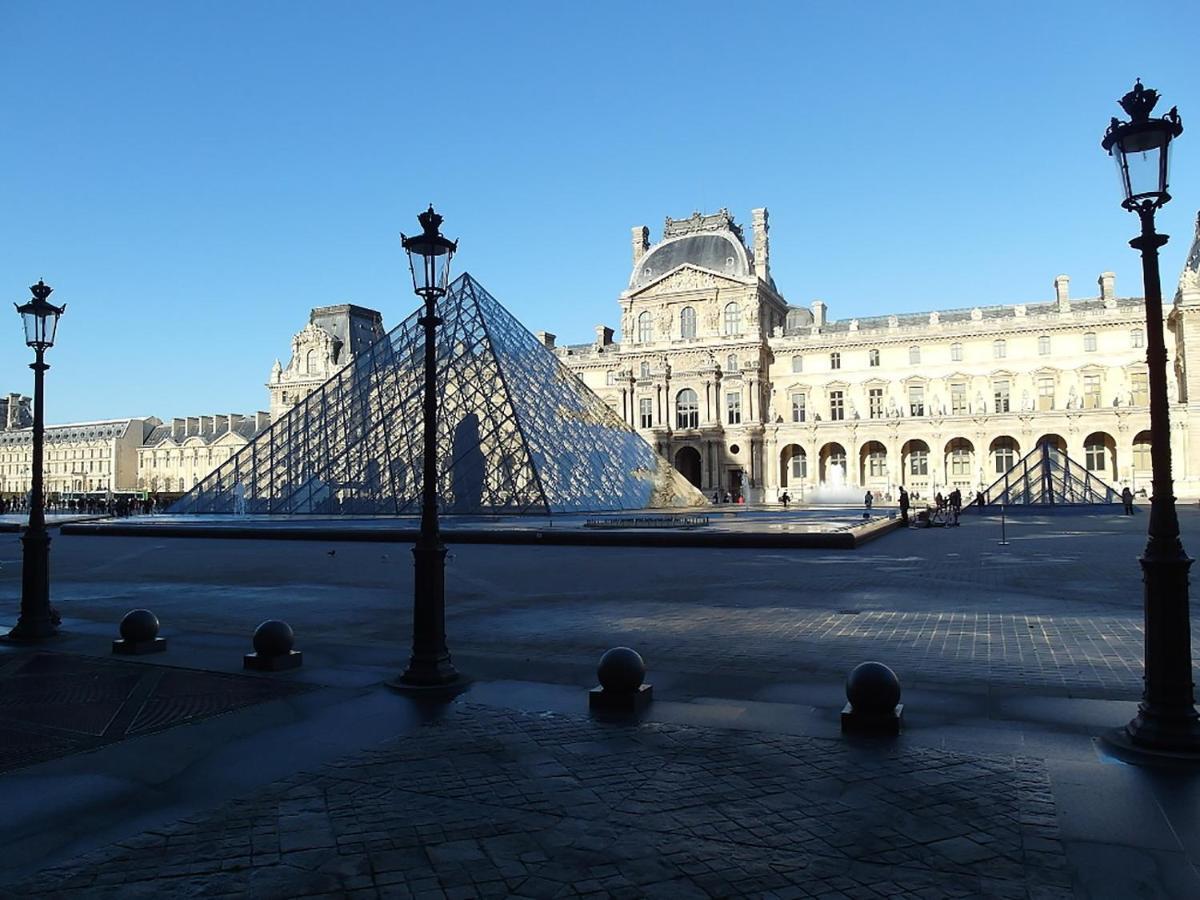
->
{"left": 751, "top": 208, "right": 770, "bottom": 283}
{"left": 186, "top": 416, "right": 200, "bottom": 437}
{"left": 535, "top": 331, "right": 556, "bottom": 350}
{"left": 172, "top": 417, "right": 185, "bottom": 440}
{"left": 255, "top": 411, "right": 272, "bottom": 432}
{"left": 1099, "top": 271, "right": 1116, "bottom": 306}
{"left": 1055, "top": 274, "right": 1070, "bottom": 311}
{"left": 594, "top": 324, "right": 614, "bottom": 348}
{"left": 631, "top": 226, "right": 649, "bottom": 268}
{"left": 810, "top": 300, "right": 827, "bottom": 328}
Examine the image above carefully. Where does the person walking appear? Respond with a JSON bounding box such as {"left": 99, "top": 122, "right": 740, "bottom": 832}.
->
{"left": 864, "top": 490, "right": 873, "bottom": 512}
{"left": 1121, "top": 486, "right": 1134, "bottom": 515}
{"left": 780, "top": 491, "right": 790, "bottom": 509}
{"left": 899, "top": 486, "right": 910, "bottom": 525}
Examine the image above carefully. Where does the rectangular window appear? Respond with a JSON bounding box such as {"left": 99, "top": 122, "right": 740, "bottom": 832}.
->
{"left": 869, "top": 349, "right": 880, "bottom": 367}
{"left": 909, "top": 346, "right": 921, "bottom": 364}
{"left": 830, "top": 390, "right": 844, "bottom": 421}
{"left": 1131, "top": 371, "right": 1148, "bottom": 406}
{"left": 868, "top": 452, "right": 886, "bottom": 477}
{"left": 993, "top": 379, "right": 1011, "bottom": 413}
{"left": 1083, "top": 374, "right": 1101, "bottom": 409}
{"left": 908, "top": 385, "right": 925, "bottom": 417}
{"left": 830, "top": 352, "right": 841, "bottom": 370}
{"left": 1084, "top": 332, "right": 1097, "bottom": 352}
{"left": 1038, "top": 335, "right": 1051, "bottom": 355}
{"left": 791, "top": 355, "right": 803, "bottom": 373}
{"left": 790, "top": 454, "right": 806, "bottom": 479}
{"left": 790, "top": 392, "right": 806, "bottom": 423}
{"left": 951, "top": 449, "right": 970, "bottom": 476}
{"left": 1086, "top": 444, "right": 1106, "bottom": 471}
{"left": 639, "top": 397, "right": 653, "bottom": 429}
{"left": 910, "top": 450, "right": 928, "bottom": 476}
{"left": 950, "top": 383, "right": 967, "bottom": 415}
{"left": 950, "top": 343, "right": 962, "bottom": 362}
{"left": 726, "top": 392, "right": 742, "bottom": 425}
{"left": 993, "top": 339, "right": 1007, "bottom": 359}
{"left": 1131, "top": 329, "right": 1145, "bottom": 349}
{"left": 1037, "top": 377, "right": 1055, "bottom": 411}
{"left": 868, "top": 388, "right": 884, "bottom": 419}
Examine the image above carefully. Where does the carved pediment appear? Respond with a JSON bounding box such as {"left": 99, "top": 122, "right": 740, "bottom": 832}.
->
{"left": 629, "top": 264, "right": 747, "bottom": 298}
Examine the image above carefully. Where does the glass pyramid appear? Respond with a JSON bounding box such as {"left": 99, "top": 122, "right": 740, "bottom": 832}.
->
{"left": 977, "top": 443, "right": 1120, "bottom": 506}
{"left": 172, "top": 273, "right": 706, "bottom": 515}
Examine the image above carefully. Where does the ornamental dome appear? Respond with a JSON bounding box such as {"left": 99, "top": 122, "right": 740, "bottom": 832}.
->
{"left": 630, "top": 233, "right": 751, "bottom": 289}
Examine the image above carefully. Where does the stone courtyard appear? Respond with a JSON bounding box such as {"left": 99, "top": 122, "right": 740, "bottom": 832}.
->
{"left": 0, "top": 506, "right": 1198, "bottom": 897}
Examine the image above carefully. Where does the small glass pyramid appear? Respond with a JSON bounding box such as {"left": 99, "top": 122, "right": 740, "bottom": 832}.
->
{"left": 172, "top": 274, "right": 706, "bottom": 515}
{"left": 978, "top": 443, "right": 1120, "bottom": 505}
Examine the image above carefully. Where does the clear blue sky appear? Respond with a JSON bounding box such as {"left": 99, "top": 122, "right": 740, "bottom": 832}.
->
{"left": 2, "top": 1, "right": 1198, "bottom": 423}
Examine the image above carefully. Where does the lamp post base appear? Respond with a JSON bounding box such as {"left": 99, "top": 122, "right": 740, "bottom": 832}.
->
{"left": 1100, "top": 726, "right": 1200, "bottom": 768}
{"left": 390, "top": 539, "right": 464, "bottom": 695}
{"left": 8, "top": 526, "right": 58, "bottom": 642}
{"left": 5, "top": 618, "right": 61, "bottom": 642}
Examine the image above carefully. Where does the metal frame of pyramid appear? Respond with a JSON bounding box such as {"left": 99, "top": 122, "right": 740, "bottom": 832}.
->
{"left": 975, "top": 442, "right": 1120, "bottom": 506}
{"left": 171, "top": 274, "right": 706, "bottom": 516}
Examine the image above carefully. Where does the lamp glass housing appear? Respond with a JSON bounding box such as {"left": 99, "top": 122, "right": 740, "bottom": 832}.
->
{"left": 1111, "top": 120, "right": 1174, "bottom": 207}
{"left": 401, "top": 207, "right": 457, "bottom": 298}
{"left": 15, "top": 297, "right": 64, "bottom": 350}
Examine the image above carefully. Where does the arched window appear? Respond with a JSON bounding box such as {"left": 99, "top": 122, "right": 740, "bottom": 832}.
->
{"left": 680, "top": 306, "right": 697, "bottom": 339}
{"left": 636, "top": 311, "right": 652, "bottom": 343}
{"left": 676, "top": 389, "right": 699, "bottom": 429}
{"left": 723, "top": 302, "right": 741, "bottom": 336}
{"left": 305, "top": 349, "right": 318, "bottom": 374}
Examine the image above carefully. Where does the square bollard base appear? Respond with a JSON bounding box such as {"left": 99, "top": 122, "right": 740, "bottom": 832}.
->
{"left": 589, "top": 683, "right": 652, "bottom": 713}
{"left": 841, "top": 702, "right": 903, "bottom": 736}
{"left": 244, "top": 650, "right": 303, "bottom": 671}
{"left": 112, "top": 637, "right": 166, "bottom": 655}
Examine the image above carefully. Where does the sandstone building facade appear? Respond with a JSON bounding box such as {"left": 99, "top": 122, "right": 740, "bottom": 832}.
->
{"left": 555, "top": 208, "right": 1200, "bottom": 501}
{"left": 136, "top": 413, "right": 272, "bottom": 496}
{"left": 268, "top": 304, "right": 386, "bottom": 421}
{"left": 0, "top": 418, "right": 160, "bottom": 498}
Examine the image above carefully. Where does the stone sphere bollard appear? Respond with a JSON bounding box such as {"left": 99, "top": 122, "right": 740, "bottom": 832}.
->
{"left": 842, "top": 661, "right": 903, "bottom": 735}
{"left": 120, "top": 609, "right": 160, "bottom": 643}
{"left": 245, "top": 619, "right": 302, "bottom": 671}
{"left": 846, "top": 661, "right": 901, "bottom": 712}
{"left": 590, "top": 646, "right": 652, "bottom": 713}
{"left": 113, "top": 608, "right": 166, "bottom": 654}
{"left": 253, "top": 620, "right": 294, "bottom": 658}
{"left": 597, "top": 647, "right": 646, "bottom": 693}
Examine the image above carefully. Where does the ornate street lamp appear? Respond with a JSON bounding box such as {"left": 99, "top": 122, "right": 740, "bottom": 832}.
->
{"left": 1101, "top": 82, "right": 1200, "bottom": 758}
{"left": 393, "top": 206, "right": 461, "bottom": 689}
{"left": 8, "top": 280, "right": 66, "bottom": 641}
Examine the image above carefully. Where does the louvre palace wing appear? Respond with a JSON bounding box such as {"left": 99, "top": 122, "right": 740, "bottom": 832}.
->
{"left": 172, "top": 274, "right": 706, "bottom": 515}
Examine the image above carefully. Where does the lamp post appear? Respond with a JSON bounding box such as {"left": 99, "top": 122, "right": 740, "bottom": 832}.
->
{"left": 394, "top": 206, "right": 461, "bottom": 689}
{"left": 1101, "top": 81, "right": 1200, "bottom": 757}
{"left": 8, "top": 280, "right": 66, "bottom": 641}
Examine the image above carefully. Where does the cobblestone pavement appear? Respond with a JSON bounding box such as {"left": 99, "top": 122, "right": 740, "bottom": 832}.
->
{"left": 0, "top": 652, "right": 309, "bottom": 774}
{"left": 6, "top": 703, "right": 1072, "bottom": 899}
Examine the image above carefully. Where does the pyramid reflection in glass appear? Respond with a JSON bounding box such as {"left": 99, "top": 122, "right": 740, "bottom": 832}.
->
{"left": 172, "top": 274, "right": 706, "bottom": 515}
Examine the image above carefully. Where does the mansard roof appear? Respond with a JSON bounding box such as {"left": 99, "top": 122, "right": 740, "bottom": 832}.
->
{"left": 630, "top": 209, "right": 752, "bottom": 290}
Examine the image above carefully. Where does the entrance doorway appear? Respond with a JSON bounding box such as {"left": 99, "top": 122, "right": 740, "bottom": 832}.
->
{"left": 727, "top": 468, "right": 744, "bottom": 501}
{"left": 674, "top": 446, "right": 702, "bottom": 488}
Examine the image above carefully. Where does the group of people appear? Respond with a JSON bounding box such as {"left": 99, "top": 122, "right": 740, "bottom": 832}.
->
{"left": 896, "top": 485, "right": 963, "bottom": 526}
